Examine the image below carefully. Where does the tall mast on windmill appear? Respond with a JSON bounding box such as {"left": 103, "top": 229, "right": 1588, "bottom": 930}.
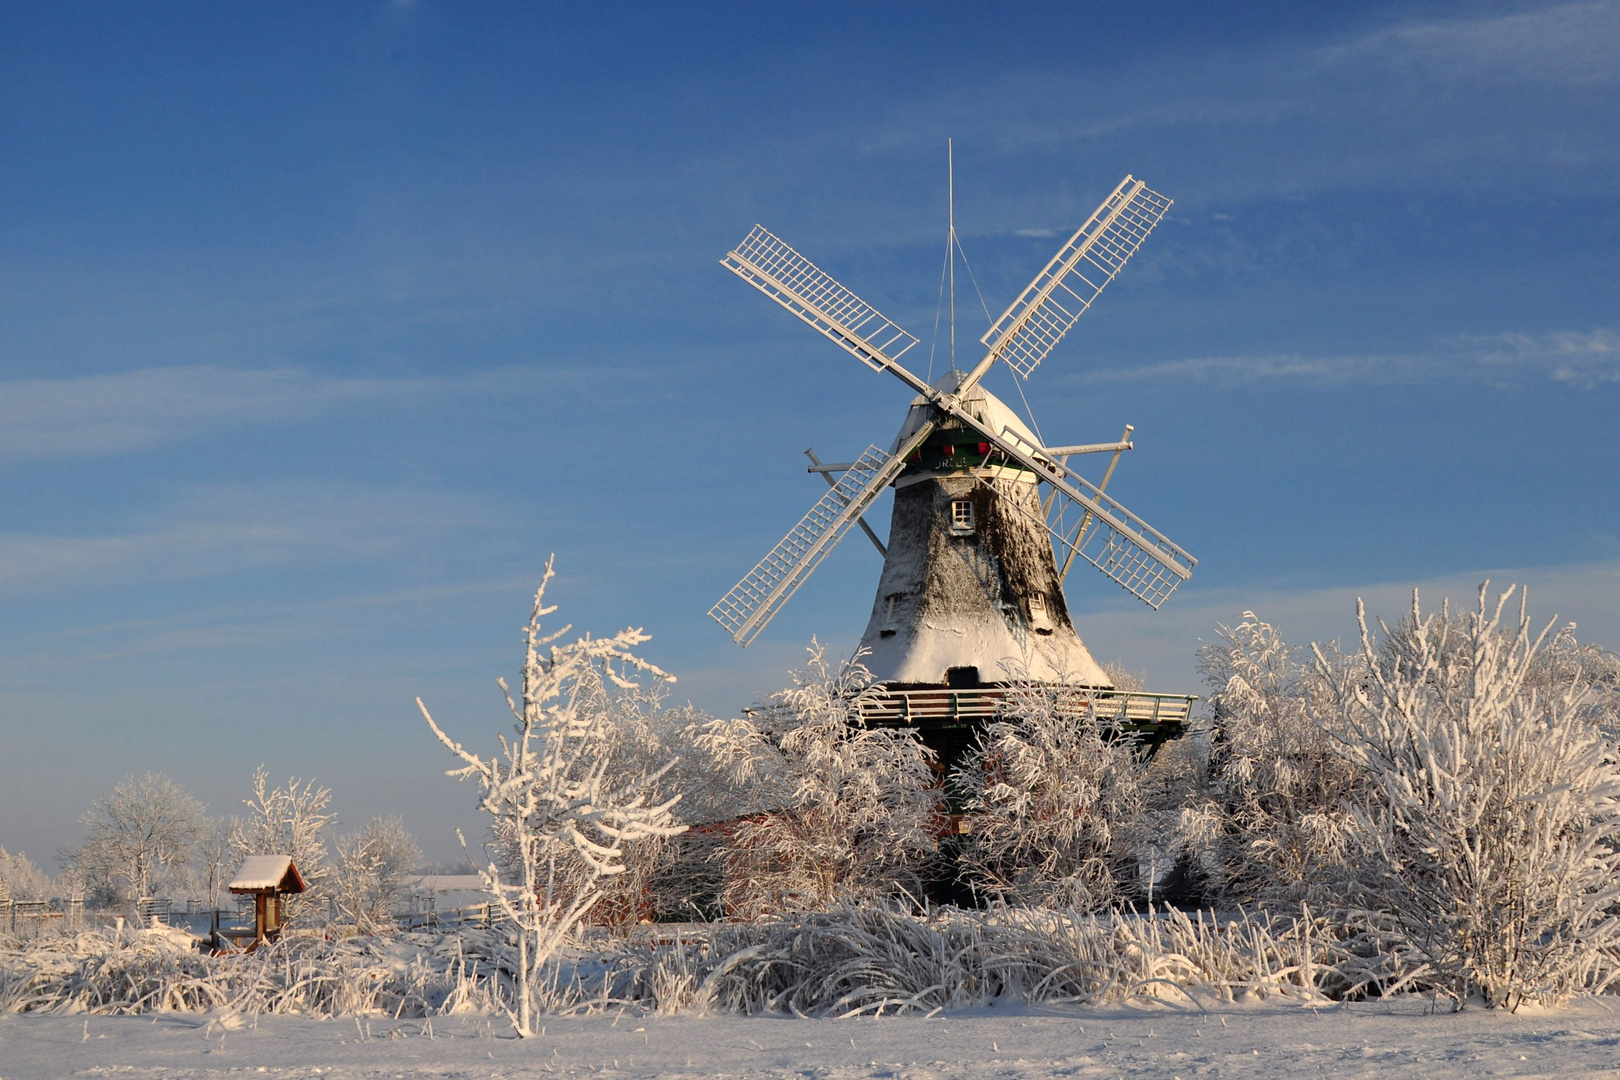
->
{"left": 948, "top": 138, "right": 956, "bottom": 375}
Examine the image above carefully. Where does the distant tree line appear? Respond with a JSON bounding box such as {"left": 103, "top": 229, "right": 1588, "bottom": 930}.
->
{"left": 2, "top": 766, "right": 423, "bottom": 934}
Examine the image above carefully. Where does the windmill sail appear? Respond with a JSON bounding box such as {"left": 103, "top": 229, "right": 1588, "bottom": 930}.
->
{"left": 710, "top": 427, "right": 932, "bottom": 645}
{"left": 950, "top": 411, "right": 1195, "bottom": 608}
{"left": 979, "top": 177, "right": 1172, "bottom": 380}
{"left": 723, "top": 226, "right": 925, "bottom": 390}
{"left": 1034, "top": 480, "right": 1195, "bottom": 609}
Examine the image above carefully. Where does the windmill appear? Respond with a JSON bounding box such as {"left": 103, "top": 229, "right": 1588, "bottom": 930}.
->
{"left": 709, "top": 172, "right": 1198, "bottom": 748}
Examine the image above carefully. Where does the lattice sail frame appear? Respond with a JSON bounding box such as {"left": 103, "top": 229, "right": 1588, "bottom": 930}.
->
{"left": 723, "top": 226, "right": 922, "bottom": 382}
{"left": 980, "top": 177, "right": 1172, "bottom": 379}
{"left": 709, "top": 427, "right": 932, "bottom": 645}
{"left": 970, "top": 422, "right": 1195, "bottom": 609}
{"left": 1024, "top": 475, "right": 1194, "bottom": 609}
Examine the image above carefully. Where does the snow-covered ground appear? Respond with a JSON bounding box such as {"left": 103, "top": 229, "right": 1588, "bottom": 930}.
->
{"left": 3, "top": 996, "right": 1618, "bottom": 1079}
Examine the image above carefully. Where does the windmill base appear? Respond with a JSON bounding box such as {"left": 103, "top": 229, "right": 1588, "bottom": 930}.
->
{"left": 858, "top": 678, "right": 1199, "bottom": 910}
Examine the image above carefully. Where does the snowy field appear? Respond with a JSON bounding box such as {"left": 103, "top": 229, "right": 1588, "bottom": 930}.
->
{"left": 4, "top": 997, "right": 1619, "bottom": 1079}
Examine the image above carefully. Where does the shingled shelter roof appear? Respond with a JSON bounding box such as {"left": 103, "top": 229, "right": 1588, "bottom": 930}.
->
{"left": 227, "top": 855, "right": 306, "bottom": 894}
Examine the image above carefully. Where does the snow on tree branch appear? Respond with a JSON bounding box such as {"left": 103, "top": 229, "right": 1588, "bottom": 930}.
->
{"left": 416, "top": 555, "right": 685, "bottom": 1037}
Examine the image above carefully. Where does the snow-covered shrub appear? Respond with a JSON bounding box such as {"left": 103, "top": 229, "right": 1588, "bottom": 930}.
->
{"left": 230, "top": 767, "right": 335, "bottom": 926}
{"left": 666, "top": 900, "right": 1424, "bottom": 1016}
{"left": 335, "top": 816, "right": 422, "bottom": 935}
{"left": 65, "top": 773, "right": 205, "bottom": 908}
{"left": 0, "top": 849, "right": 51, "bottom": 903}
{"left": 951, "top": 681, "right": 1146, "bottom": 909}
{"left": 708, "top": 646, "right": 942, "bottom": 918}
{"left": 418, "top": 556, "right": 684, "bottom": 1036}
{"left": 1533, "top": 625, "right": 1620, "bottom": 741}
{"left": 1187, "top": 614, "right": 1362, "bottom": 906}
{"left": 0, "top": 924, "right": 508, "bottom": 1017}
{"left": 1314, "top": 585, "right": 1620, "bottom": 1008}
{"left": 549, "top": 681, "right": 751, "bottom": 927}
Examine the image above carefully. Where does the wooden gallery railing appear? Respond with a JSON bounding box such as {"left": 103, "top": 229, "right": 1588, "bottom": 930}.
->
{"left": 857, "top": 686, "right": 1196, "bottom": 752}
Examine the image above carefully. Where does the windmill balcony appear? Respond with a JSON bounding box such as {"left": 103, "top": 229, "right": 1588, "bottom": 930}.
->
{"left": 858, "top": 684, "right": 1196, "bottom": 756}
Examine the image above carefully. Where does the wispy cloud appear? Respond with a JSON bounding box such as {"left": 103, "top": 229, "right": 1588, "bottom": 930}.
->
{"left": 1078, "top": 353, "right": 1420, "bottom": 389}
{"left": 1075, "top": 326, "right": 1620, "bottom": 390}
{"left": 1470, "top": 327, "right": 1620, "bottom": 388}
{"left": 0, "top": 578, "right": 533, "bottom": 670}
{"left": 1316, "top": 2, "right": 1620, "bottom": 88}
{"left": 0, "top": 480, "right": 506, "bottom": 591}
{"left": 0, "top": 365, "right": 594, "bottom": 462}
{"left": 846, "top": 1, "right": 1620, "bottom": 216}
{"left": 0, "top": 367, "right": 421, "bottom": 461}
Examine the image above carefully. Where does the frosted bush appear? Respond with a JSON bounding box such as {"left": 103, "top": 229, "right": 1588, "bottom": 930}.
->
{"left": 710, "top": 645, "right": 942, "bottom": 917}
{"left": 1187, "top": 614, "right": 1362, "bottom": 906}
{"left": 1315, "top": 585, "right": 1620, "bottom": 1009}
{"left": 952, "top": 680, "right": 1146, "bottom": 909}
{"left": 0, "top": 924, "right": 509, "bottom": 1017}
{"left": 3, "top": 902, "right": 1421, "bottom": 1018}
{"left": 645, "top": 900, "right": 1427, "bottom": 1016}
{"left": 1531, "top": 625, "right": 1620, "bottom": 740}
{"left": 0, "top": 849, "right": 51, "bottom": 904}
{"left": 554, "top": 683, "right": 759, "bottom": 927}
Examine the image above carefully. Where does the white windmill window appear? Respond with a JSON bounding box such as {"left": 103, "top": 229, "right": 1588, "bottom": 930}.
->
{"left": 1029, "top": 592, "right": 1053, "bottom": 634}
{"left": 880, "top": 593, "right": 902, "bottom": 637}
{"left": 950, "top": 499, "right": 974, "bottom": 533}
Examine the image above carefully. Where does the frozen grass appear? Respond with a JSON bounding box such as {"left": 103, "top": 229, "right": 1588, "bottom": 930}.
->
{"left": 0, "top": 909, "right": 1436, "bottom": 1020}
{"left": 636, "top": 902, "right": 1435, "bottom": 1016}
{"left": 0, "top": 925, "right": 509, "bottom": 1018}
{"left": 16, "top": 900, "right": 1599, "bottom": 1021}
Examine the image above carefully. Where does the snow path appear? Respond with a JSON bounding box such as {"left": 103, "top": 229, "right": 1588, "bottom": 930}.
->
{"left": 3, "top": 997, "right": 1618, "bottom": 1079}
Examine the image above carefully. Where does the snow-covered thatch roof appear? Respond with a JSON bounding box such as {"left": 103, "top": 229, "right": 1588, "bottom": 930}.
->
{"left": 227, "top": 855, "right": 306, "bottom": 894}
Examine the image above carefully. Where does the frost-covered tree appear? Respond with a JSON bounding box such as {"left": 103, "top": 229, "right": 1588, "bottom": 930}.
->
{"left": 952, "top": 680, "right": 1146, "bottom": 909}
{"left": 65, "top": 773, "right": 204, "bottom": 907}
{"left": 712, "top": 646, "right": 942, "bottom": 918}
{"left": 1184, "top": 614, "right": 1362, "bottom": 906}
{"left": 418, "top": 557, "right": 685, "bottom": 1037}
{"left": 1315, "top": 585, "right": 1620, "bottom": 1008}
{"left": 334, "top": 815, "right": 422, "bottom": 934}
{"left": 230, "top": 767, "right": 335, "bottom": 924}
{"left": 0, "top": 847, "right": 51, "bottom": 903}
{"left": 192, "top": 817, "right": 238, "bottom": 909}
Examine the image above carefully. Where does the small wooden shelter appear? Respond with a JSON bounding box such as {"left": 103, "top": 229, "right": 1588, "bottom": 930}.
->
{"left": 226, "top": 855, "right": 305, "bottom": 946}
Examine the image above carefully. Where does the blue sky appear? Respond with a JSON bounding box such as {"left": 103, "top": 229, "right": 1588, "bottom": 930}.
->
{"left": 2, "top": 1, "right": 1617, "bottom": 864}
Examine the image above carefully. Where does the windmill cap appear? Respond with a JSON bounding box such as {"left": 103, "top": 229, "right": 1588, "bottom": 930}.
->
{"left": 893, "top": 379, "right": 1043, "bottom": 460}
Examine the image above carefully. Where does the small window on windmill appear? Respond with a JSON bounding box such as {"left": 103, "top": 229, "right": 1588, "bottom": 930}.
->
{"left": 880, "top": 594, "right": 902, "bottom": 637}
{"left": 950, "top": 499, "right": 974, "bottom": 533}
{"left": 1029, "top": 592, "right": 1054, "bottom": 634}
